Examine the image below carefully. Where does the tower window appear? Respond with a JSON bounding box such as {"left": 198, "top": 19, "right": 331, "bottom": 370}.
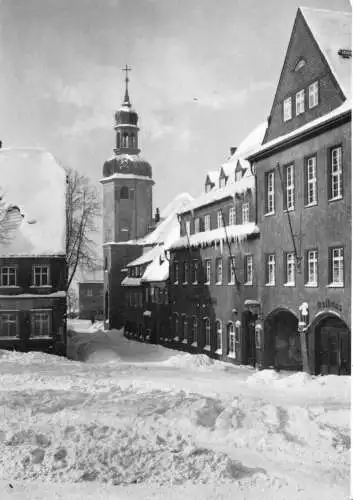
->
{"left": 120, "top": 186, "right": 129, "bottom": 199}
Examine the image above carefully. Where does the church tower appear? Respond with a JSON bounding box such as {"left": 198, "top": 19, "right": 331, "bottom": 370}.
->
{"left": 101, "top": 66, "right": 154, "bottom": 328}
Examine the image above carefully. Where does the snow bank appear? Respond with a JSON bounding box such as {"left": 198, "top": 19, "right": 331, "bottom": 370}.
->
{"left": 161, "top": 353, "right": 215, "bottom": 369}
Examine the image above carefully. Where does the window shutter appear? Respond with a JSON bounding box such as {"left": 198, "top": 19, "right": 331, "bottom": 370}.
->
{"left": 283, "top": 166, "right": 288, "bottom": 209}
{"left": 328, "top": 248, "right": 332, "bottom": 284}
{"left": 304, "top": 160, "right": 308, "bottom": 206}
{"left": 327, "top": 149, "right": 332, "bottom": 200}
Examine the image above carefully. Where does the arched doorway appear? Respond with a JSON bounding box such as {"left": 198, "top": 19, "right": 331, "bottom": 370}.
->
{"left": 314, "top": 314, "right": 350, "bottom": 375}
{"left": 264, "top": 308, "right": 301, "bottom": 371}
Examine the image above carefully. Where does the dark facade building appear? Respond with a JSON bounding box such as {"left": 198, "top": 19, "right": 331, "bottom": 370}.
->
{"left": 167, "top": 124, "right": 266, "bottom": 366}
{"left": 101, "top": 70, "right": 154, "bottom": 329}
{"left": 78, "top": 281, "right": 104, "bottom": 320}
{"left": 0, "top": 148, "right": 67, "bottom": 354}
{"left": 247, "top": 7, "right": 351, "bottom": 375}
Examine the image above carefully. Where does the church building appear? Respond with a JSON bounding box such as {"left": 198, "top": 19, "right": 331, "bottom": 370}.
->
{"left": 101, "top": 67, "right": 154, "bottom": 328}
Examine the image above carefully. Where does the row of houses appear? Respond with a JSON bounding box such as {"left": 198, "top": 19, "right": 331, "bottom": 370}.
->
{"left": 103, "top": 7, "right": 351, "bottom": 376}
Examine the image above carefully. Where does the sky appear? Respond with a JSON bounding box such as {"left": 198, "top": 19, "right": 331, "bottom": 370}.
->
{"left": 0, "top": 0, "right": 351, "bottom": 229}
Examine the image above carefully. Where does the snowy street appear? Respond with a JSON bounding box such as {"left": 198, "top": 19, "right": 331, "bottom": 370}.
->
{"left": 0, "top": 320, "right": 350, "bottom": 499}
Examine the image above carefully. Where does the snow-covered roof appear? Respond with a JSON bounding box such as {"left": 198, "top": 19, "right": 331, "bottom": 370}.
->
{"left": 0, "top": 291, "right": 66, "bottom": 298}
{"left": 300, "top": 7, "right": 352, "bottom": 99}
{"left": 141, "top": 256, "right": 169, "bottom": 283}
{"left": 127, "top": 245, "right": 163, "bottom": 267}
{"left": 179, "top": 174, "right": 254, "bottom": 215}
{"left": 166, "top": 222, "right": 260, "bottom": 251}
{"left": 0, "top": 148, "right": 66, "bottom": 257}
{"left": 205, "top": 171, "right": 218, "bottom": 185}
{"left": 121, "top": 277, "right": 142, "bottom": 287}
{"left": 248, "top": 100, "right": 351, "bottom": 160}
{"left": 139, "top": 193, "right": 193, "bottom": 246}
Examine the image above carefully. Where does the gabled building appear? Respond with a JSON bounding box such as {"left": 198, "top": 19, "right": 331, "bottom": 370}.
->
{"left": 166, "top": 123, "right": 266, "bottom": 366}
{"left": 0, "top": 148, "right": 67, "bottom": 354}
{"left": 122, "top": 193, "right": 193, "bottom": 343}
{"left": 248, "top": 7, "right": 351, "bottom": 375}
{"left": 78, "top": 265, "right": 104, "bottom": 320}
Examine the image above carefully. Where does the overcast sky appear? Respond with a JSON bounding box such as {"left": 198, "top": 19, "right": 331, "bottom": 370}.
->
{"left": 0, "top": 0, "right": 351, "bottom": 218}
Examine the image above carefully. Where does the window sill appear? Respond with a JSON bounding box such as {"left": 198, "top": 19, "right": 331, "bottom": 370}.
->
{"left": 228, "top": 281, "right": 235, "bottom": 285}
{"left": 243, "top": 282, "right": 253, "bottom": 286}
{"left": 283, "top": 207, "right": 294, "bottom": 213}
{"left": 182, "top": 339, "right": 188, "bottom": 344}
{"left": 283, "top": 282, "right": 295, "bottom": 287}
{"left": 0, "top": 336, "right": 20, "bottom": 340}
{"left": 191, "top": 341, "right": 197, "bottom": 347}
{"left": 29, "top": 336, "right": 53, "bottom": 340}
{"left": 205, "top": 281, "right": 210, "bottom": 286}
{"left": 328, "top": 196, "right": 343, "bottom": 203}
{"left": 227, "top": 352, "right": 236, "bottom": 359}
{"left": 192, "top": 281, "right": 198, "bottom": 286}
{"left": 305, "top": 282, "right": 318, "bottom": 288}
{"left": 265, "top": 283, "right": 275, "bottom": 287}
{"left": 327, "top": 282, "right": 344, "bottom": 288}
{"left": 304, "top": 202, "right": 318, "bottom": 208}
{"left": 264, "top": 211, "right": 275, "bottom": 217}
{"left": 173, "top": 282, "right": 179, "bottom": 286}
{"left": 215, "top": 282, "right": 222, "bottom": 286}
{"left": 215, "top": 348, "right": 222, "bottom": 355}
{"left": 30, "top": 285, "right": 52, "bottom": 289}
{"left": 204, "top": 345, "right": 211, "bottom": 351}
{"left": 0, "top": 286, "right": 20, "bottom": 289}
{"left": 173, "top": 336, "right": 179, "bottom": 342}
{"left": 182, "top": 282, "right": 188, "bottom": 286}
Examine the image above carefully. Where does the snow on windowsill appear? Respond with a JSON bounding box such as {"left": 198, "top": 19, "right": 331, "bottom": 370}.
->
{"left": 265, "top": 283, "right": 275, "bottom": 287}
{"left": 29, "top": 336, "right": 53, "bottom": 340}
{"left": 204, "top": 345, "right": 211, "bottom": 351}
{"left": 283, "top": 282, "right": 295, "bottom": 287}
{"left": 30, "top": 285, "right": 52, "bottom": 289}
{"left": 305, "top": 282, "right": 318, "bottom": 288}
{"left": 264, "top": 211, "right": 275, "bottom": 217}
{"left": 173, "top": 336, "right": 179, "bottom": 342}
{"left": 0, "top": 286, "right": 20, "bottom": 289}
{"left": 215, "top": 349, "right": 222, "bottom": 355}
{"left": 328, "top": 195, "right": 343, "bottom": 203}
{"left": 227, "top": 352, "right": 236, "bottom": 359}
{"left": 182, "top": 339, "right": 188, "bottom": 344}
{"left": 0, "top": 336, "right": 20, "bottom": 340}
{"left": 191, "top": 342, "right": 197, "bottom": 347}
{"left": 304, "top": 202, "right": 318, "bottom": 208}
{"left": 327, "top": 282, "right": 344, "bottom": 288}
{"left": 243, "top": 282, "right": 253, "bottom": 286}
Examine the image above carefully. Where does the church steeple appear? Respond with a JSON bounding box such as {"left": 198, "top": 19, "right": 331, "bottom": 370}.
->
{"left": 114, "top": 65, "right": 140, "bottom": 155}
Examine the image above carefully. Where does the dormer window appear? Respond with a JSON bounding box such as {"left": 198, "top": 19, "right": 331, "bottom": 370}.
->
{"left": 294, "top": 58, "right": 306, "bottom": 72}
{"left": 235, "top": 170, "right": 243, "bottom": 182}
{"left": 219, "top": 177, "right": 227, "bottom": 189}
{"left": 308, "top": 81, "right": 319, "bottom": 109}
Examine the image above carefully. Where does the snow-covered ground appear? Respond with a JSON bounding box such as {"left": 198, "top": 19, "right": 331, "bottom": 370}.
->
{"left": 0, "top": 320, "right": 350, "bottom": 499}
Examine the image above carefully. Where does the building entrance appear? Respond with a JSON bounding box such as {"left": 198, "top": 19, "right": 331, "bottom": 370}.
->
{"left": 315, "top": 315, "right": 350, "bottom": 375}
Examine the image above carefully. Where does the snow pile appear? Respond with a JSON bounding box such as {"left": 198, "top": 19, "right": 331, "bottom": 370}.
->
{"left": 161, "top": 353, "right": 215, "bottom": 369}
{"left": 88, "top": 321, "right": 105, "bottom": 333}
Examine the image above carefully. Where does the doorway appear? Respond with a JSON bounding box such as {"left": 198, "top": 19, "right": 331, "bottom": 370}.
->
{"left": 265, "top": 309, "right": 301, "bottom": 371}
{"left": 315, "top": 316, "right": 350, "bottom": 375}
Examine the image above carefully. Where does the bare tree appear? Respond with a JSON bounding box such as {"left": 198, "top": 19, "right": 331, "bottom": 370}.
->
{"left": 66, "top": 168, "right": 101, "bottom": 290}
{"left": 67, "top": 286, "right": 78, "bottom": 315}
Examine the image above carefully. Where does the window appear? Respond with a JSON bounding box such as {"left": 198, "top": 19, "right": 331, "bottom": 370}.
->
{"left": 217, "top": 210, "right": 223, "bottom": 228}
{"left": 283, "top": 164, "right": 295, "bottom": 210}
{"left": 145, "top": 288, "right": 149, "bottom": 303}
{"left": 283, "top": 97, "right": 292, "bottom": 121}
{"left": 294, "top": 58, "right": 306, "bottom": 72}
{"left": 204, "top": 318, "right": 211, "bottom": 349}
{"left": 0, "top": 312, "right": 18, "bottom": 337}
{"left": 296, "top": 89, "right": 305, "bottom": 115}
{"left": 228, "top": 257, "right": 236, "bottom": 284}
{"left": 308, "top": 81, "right": 319, "bottom": 108}
{"left": 33, "top": 265, "right": 50, "bottom": 287}
{"left": 234, "top": 320, "right": 241, "bottom": 343}
{"left": 215, "top": 320, "right": 222, "bottom": 353}
{"left": 219, "top": 177, "right": 227, "bottom": 188}
{"left": 192, "top": 317, "right": 198, "bottom": 345}
{"left": 204, "top": 214, "right": 211, "bottom": 231}
{"left": 173, "top": 314, "right": 179, "bottom": 340}
{"left": 185, "top": 220, "right": 191, "bottom": 236}
{"left": 120, "top": 186, "right": 129, "bottom": 199}
{"left": 229, "top": 206, "right": 236, "bottom": 225}
{"left": 0, "top": 267, "right": 17, "bottom": 287}
{"left": 194, "top": 217, "right": 200, "bottom": 233}
{"left": 329, "top": 146, "right": 343, "bottom": 200}
{"left": 215, "top": 258, "right": 223, "bottom": 284}
{"left": 173, "top": 262, "right": 179, "bottom": 284}
{"left": 244, "top": 255, "right": 253, "bottom": 285}
{"left": 305, "top": 250, "right": 318, "bottom": 286}
{"left": 242, "top": 203, "right": 249, "bottom": 224}
{"left": 235, "top": 170, "right": 243, "bottom": 182}
{"left": 205, "top": 259, "right": 211, "bottom": 284}
{"left": 182, "top": 261, "right": 189, "bottom": 284}
{"left": 31, "top": 311, "right": 51, "bottom": 337}
{"left": 266, "top": 254, "right": 276, "bottom": 286}
{"left": 285, "top": 252, "right": 295, "bottom": 285}
{"left": 330, "top": 247, "right": 344, "bottom": 286}
{"left": 265, "top": 171, "right": 275, "bottom": 214}
{"left": 87, "top": 288, "right": 93, "bottom": 297}
{"left": 182, "top": 315, "right": 188, "bottom": 342}
{"left": 192, "top": 259, "right": 199, "bottom": 284}
{"left": 227, "top": 323, "right": 236, "bottom": 357}
{"left": 304, "top": 156, "right": 317, "bottom": 206}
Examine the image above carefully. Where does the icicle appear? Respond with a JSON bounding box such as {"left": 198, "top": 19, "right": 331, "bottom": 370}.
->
{"left": 220, "top": 237, "right": 223, "bottom": 255}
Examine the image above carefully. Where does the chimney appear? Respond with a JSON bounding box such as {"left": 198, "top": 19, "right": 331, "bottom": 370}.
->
{"left": 230, "top": 147, "right": 237, "bottom": 156}
{"left": 155, "top": 207, "right": 160, "bottom": 224}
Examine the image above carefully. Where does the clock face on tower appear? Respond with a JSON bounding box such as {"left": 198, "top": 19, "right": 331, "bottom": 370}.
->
{"left": 120, "top": 158, "right": 129, "bottom": 170}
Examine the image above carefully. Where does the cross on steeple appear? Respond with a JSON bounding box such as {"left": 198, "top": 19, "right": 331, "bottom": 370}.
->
{"left": 121, "top": 64, "right": 132, "bottom": 105}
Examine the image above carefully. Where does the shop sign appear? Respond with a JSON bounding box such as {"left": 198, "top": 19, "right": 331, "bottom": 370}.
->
{"left": 317, "top": 299, "right": 342, "bottom": 313}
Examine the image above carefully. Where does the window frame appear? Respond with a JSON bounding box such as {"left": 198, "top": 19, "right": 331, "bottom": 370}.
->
{"left": 308, "top": 80, "right": 319, "bottom": 109}
{"left": 32, "top": 265, "right": 50, "bottom": 287}
{"left": 215, "top": 320, "right": 222, "bottom": 354}
{"left": 0, "top": 310, "right": 19, "bottom": 338}
{"left": 283, "top": 163, "right": 295, "bottom": 211}
{"left": 204, "top": 317, "right": 211, "bottom": 350}
{"left": 215, "top": 258, "right": 223, "bottom": 285}
{"left": 264, "top": 170, "right": 275, "bottom": 215}
{"left": 244, "top": 254, "right": 253, "bottom": 285}
{"left": 0, "top": 266, "right": 17, "bottom": 287}
{"left": 305, "top": 249, "right": 318, "bottom": 287}
{"left": 241, "top": 202, "right": 250, "bottom": 224}
{"left": 205, "top": 259, "right": 212, "bottom": 284}
{"left": 295, "top": 89, "right": 305, "bottom": 115}
{"left": 182, "top": 261, "right": 189, "bottom": 284}
{"left": 192, "top": 259, "right": 199, "bottom": 284}
{"left": 283, "top": 96, "right": 292, "bottom": 122}
{"left": 304, "top": 154, "right": 318, "bottom": 207}
{"left": 30, "top": 309, "right": 51, "bottom": 338}
{"left": 191, "top": 317, "right": 198, "bottom": 346}
{"left": 194, "top": 217, "right": 200, "bottom": 233}
{"left": 227, "top": 322, "right": 236, "bottom": 358}
{"left": 228, "top": 257, "right": 236, "bottom": 284}
{"left": 328, "top": 145, "right": 343, "bottom": 201}
{"left": 284, "top": 252, "right": 296, "bottom": 286}
{"left": 266, "top": 253, "right": 276, "bottom": 286}
{"left": 204, "top": 214, "right": 211, "bottom": 231}
{"left": 217, "top": 210, "right": 223, "bottom": 229}
{"left": 329, "top": 246, "right": 344, "bottom": 287}
{"left": 229, "top": 206, "right": 236, "bottom": 226}
{"left": 173, "top": 262, "right": 180, "bottom": 284}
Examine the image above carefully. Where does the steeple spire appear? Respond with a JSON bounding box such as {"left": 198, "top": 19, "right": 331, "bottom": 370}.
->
{"left": 121, "top": 64, "right": 132, "bottom": 106}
